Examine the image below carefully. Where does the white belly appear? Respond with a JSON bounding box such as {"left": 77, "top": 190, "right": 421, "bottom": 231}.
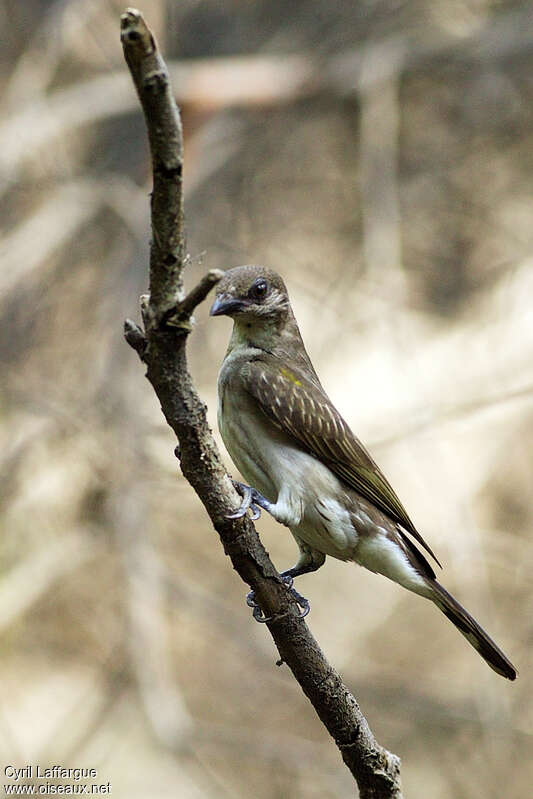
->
{"left": 218, "top": 379, "right": 359, "bottom": 560}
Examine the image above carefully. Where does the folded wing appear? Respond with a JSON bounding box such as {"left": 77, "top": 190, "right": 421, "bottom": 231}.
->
{"left": 242, "top": 355, "right": 441, "bottom": 568}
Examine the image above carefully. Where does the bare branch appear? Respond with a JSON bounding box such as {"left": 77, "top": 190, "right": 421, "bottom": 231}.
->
{"left": 123, "top": 319, "right": 147, "bottom": 358}
{"left": 161, "top": 268, "right": 225, "bottom": 331}
{"left": 121, "top": 8, "right": 402, "bottom": 797}
{"left": 121, "top": 7, "right": 185, "bottom": 316}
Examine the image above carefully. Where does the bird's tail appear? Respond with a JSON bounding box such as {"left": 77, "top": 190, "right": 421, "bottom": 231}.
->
{"left": 429, "top": 581, "right": 517, "bottom": 680}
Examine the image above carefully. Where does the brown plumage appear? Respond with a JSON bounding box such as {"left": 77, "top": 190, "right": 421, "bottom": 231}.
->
{"left": 211, "top": 265, "right": 518, "bottom": 680}
{"left": 243, "top": 357, "right": 442, "bottom": 567}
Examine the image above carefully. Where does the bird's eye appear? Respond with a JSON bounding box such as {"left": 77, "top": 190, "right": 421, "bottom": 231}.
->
{"left": 249, "top": 278, "right": 269, "bottom": 301}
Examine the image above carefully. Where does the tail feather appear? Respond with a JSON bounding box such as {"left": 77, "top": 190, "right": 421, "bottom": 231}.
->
{"left": 430, "top": 581, "right": 517, "bottom": 681}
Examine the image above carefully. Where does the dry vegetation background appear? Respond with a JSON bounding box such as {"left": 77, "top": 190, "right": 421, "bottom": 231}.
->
{"left": 1, "top": 0, "right": 532, "bottom": 797}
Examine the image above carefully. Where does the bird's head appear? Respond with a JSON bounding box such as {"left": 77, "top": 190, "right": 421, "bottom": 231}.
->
{"left": 210, "top": 264, "right": 317, "bottom": 380}
{"left": 210, "top": 265, "right": 290, "bottom": 324}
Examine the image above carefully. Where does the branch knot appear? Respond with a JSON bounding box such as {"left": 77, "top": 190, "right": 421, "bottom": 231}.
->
{"left": 144, "top": 69, "right": 168, "bottom": 92}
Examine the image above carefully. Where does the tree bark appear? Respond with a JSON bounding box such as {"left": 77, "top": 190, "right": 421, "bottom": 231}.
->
{"left": 120, "top": 9, "right": 403, "bottom": 797}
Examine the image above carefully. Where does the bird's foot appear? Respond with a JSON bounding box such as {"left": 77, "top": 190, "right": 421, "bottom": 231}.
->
{"left": 227, "top": 480, "right": 272, "bottom": 521}
{"left": 280, "top": 572, "right": 310, "bottom": 618}
{"left": 246, "top": 590, "right": 272, "bottom": 623}
{"left": 246, "top": 574, "right": 310, "bottom": 624}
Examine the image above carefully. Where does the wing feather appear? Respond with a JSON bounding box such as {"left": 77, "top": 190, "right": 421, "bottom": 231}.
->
{"left": 244, "top": 356, "right": 441, "bottom": 567}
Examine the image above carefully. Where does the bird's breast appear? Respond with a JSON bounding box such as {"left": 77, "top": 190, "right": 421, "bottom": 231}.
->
{"left": 218, "top": 369, "right": 279, "bottom": 501}
{"left": 217, "top": 351, "right": 373, "bottom": 561}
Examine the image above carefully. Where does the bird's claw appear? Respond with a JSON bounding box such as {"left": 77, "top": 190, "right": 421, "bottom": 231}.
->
{"left": 226, "top": 482, "right": 253, "bottom": 518}
{"left": 246, "top": 590, "right": 272, "bottom": 623}
{"left": 227, "top": 481, "right": 267, "bottom": 520}
{"left": 280, "top": 572, "right": 310, "bottom": 617}
{"left": 246, "top": 575, "right": 310, "bottom": 623}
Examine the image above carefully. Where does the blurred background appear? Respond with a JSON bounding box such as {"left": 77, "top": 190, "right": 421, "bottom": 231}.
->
{"left": 1, "top": 0, "right": 532, "bottom": 796}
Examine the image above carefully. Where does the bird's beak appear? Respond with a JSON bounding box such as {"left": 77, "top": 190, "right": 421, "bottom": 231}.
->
{"left": 209, "top": 294, "right": 247, "bottom": 317}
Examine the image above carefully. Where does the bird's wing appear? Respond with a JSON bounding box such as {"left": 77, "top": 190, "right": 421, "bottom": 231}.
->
{"left": 242, "top": 355, "right": 441, "bottom": 567}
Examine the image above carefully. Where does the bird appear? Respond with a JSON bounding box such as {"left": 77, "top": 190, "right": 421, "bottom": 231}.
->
{"left": 210, "top": 264, "right": 517, "bottom": 680}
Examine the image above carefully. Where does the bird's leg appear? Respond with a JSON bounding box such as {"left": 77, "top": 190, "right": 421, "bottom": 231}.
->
{"left": 227, "top": 480, "right": 273, "bottom": 521}
{"left": 281, "top": 544, "right": 326, "bottom": 580}
{"left": 246, "top": 548, "right": 325, "bottom": 623}
{"left": 277, "top": 547, "right": 326, "bottom": 618}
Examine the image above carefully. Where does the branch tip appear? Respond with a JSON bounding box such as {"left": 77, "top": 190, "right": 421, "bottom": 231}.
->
{"left": 120, "top": 8, "right": 155, "bottom": 54}
{"left": 207, "top": 268, "right": 225, "bottom": 282}
{"left": 124, "top": 318, "right": 147, "bottom": 358}
{"left": 161, "top": 269, "right": 224, "bottom": 330}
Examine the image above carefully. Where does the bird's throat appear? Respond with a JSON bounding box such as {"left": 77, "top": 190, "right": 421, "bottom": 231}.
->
{"left": 227, "top": 317, "right": 280, "bottom": 355}
{"left": 226, "top": 312, "right": 321, "bottom": 387}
